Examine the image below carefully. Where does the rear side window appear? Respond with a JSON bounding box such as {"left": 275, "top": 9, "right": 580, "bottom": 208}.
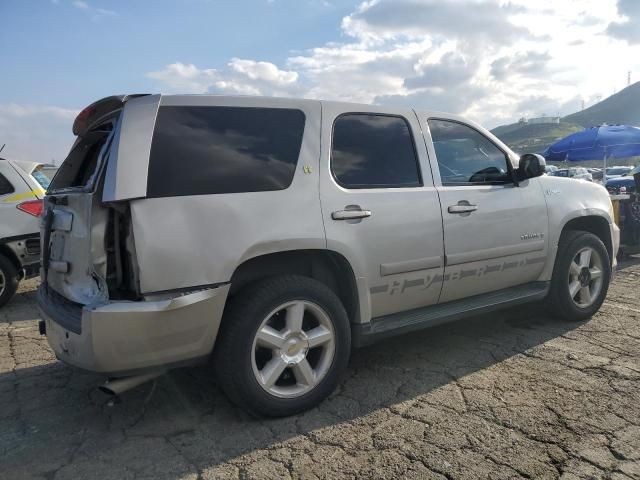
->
{"left": 331, "top": 114, "right": 421, "bottom": 189}
{"left": 31, "top": 167, "right": 51, "bottom": 190}
{"left": 147, "top": 106, "right": 306, "bottom": 197}
{"left": 0, "top": 173, "right": 14, "bottom": 195}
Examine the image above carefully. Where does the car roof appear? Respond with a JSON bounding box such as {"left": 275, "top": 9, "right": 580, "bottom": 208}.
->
{"left": 159, "top": 94, "right": 462, "bottom": 120}
{"left": 3, "top": 159, "right": 44, "bottom": 175}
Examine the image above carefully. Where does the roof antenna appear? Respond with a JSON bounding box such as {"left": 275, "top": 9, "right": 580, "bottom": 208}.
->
{"left": 0, "top": 144, "right": 5, "bottom": 154}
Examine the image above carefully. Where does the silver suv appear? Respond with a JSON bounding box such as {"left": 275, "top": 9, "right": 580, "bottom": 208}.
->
{"left": 38, "top": 95, "right": 619, "bottom": 416}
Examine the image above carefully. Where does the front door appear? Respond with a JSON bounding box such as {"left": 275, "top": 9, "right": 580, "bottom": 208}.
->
{"left": 320, "top": 103, "right": 445, "bottom": 322}
{"left": 422, "top": 118, "right": 549, "bottom": 303}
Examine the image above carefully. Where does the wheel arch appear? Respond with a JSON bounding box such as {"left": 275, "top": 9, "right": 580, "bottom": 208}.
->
{"left": 0, "top": 244, "right": 22, "bottom": 277}
{"left": 560, "top": 215, "right": 613, "bottom": 262}
{"left": 228, "top": 249, "right": 361, "bottom": 324}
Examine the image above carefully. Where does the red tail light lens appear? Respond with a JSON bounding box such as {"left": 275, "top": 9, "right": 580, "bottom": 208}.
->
{"left": 17, "top": 199, "right": 44, "bottom": 217}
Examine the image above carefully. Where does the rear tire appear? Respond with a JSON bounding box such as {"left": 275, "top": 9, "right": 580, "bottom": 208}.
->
{"left": 549, "top": 231, "right": 611, "bottom": 321}
{"left": 213, "top": 275, "right": 351, "bottom": 417}
{"left": 0, "top": 254, "right": 19, "bottom": 308}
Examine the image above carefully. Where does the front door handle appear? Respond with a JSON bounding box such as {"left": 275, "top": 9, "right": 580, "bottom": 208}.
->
{"left": 332, "top": 208, "right": 372, "bottom": 220}
{"left": 448, "top": 202, "right": 478, "bottom": 214}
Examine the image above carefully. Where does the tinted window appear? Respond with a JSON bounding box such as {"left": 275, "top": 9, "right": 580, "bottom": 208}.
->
{"left": 49, "top": 126, "right": 112, "bottom": 191}
{"left": 331, "top": 114, "right": 421, "bottom": 189}
{"left": 147, "top": 106, "right": 306, "bottom": 197}
{"left": 0, "top": 173, "right": 14, "bottom": 195}
{"left": 428, "top": 119, "right": 511, "bottom": 185}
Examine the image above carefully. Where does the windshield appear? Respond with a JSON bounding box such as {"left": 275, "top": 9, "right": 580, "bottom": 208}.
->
{"left": 31, "top": 167, "right": 51, "bottom": 190}
{"left": 606, "top": 167, "right": 631, "bottom": 175}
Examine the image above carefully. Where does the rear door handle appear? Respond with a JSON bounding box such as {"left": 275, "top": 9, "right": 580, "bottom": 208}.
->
{"left": 332, "top": 209, "right": 372, "bottom": 220}
{"left": 448, "top": 203, "right": 478, "bottom": 214}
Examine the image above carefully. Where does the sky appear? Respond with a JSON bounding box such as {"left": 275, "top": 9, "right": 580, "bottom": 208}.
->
{"left": 1, "top": 0, "right": 640, "bottom": 164}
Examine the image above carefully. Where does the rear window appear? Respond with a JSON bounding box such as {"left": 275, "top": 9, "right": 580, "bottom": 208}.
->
{"left": 146, "top": 106, "right": 306, "bottom": 197}
{"left": 31, "top": 167, "right": 51, "bottom": 190}
{"left": 49, "top": 126, "right": 113, "bottom": 191}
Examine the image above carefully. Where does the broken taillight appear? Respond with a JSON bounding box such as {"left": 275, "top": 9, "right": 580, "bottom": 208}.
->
{"left": 17, "top": 199, "right": 44, "bottom": 217}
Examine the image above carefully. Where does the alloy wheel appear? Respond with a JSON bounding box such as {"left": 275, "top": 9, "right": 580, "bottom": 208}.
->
{"left": 568, "top": 246, "right": 604, "bottom": 308}
{"left": 251, "top": 300, "right": 335, "bottom": 399}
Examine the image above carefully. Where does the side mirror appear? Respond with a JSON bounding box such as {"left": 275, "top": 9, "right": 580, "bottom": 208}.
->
{"left": 518, "top": 153, "right": 546, "bottom": 180}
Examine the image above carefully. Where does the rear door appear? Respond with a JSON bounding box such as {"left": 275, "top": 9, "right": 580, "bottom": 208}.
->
{"left": 419, "top": 116, "right": 549, "bottom": 303}
{"left": 43, "top": 95, "right": 159, "bottom": 304}
{"left": 320, "top": 103, "right": 445, "bottom": 322}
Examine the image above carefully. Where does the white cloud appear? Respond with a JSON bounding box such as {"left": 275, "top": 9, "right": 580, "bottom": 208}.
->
{"left": 341, "top": 0, "right": 531, "bottom": 45}
{"left": 147, "top": 63, "right": 219, "bottom": 94}
{"left": 147, "top": 59, "right": 301, "bottom": 97}
{"left": 146, "top": 0, "right": 640, "bottom": 129}
{"left": 228, "top": 59, "right": 298, "bottom": 86}
{"left": 0, "top": 105, "right": 77, "bottom": 164}
{"left": 72, "top": 0, "right": 116, "bottom": 20}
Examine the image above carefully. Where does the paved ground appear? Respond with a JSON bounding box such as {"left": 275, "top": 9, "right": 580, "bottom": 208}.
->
{"left": 1, "top": 258, "right": 639, "bottom": 480}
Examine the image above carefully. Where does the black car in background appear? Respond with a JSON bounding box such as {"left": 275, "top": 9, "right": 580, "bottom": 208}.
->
{"left": 606, "top": 174, "right": 636, "bottom": 194}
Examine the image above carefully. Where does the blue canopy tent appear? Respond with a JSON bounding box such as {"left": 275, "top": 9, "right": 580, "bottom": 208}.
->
{"left": 544, "top": 125, "right": 640, "bottom": 254}
{"left": 543, "top": 125, "right": 640, "bottom": 177}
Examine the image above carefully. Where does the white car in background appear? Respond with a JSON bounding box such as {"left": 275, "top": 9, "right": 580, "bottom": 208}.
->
{"left": 0, "top": 158, "right": 48, "bottom": 306}
{"left": 605, "top": 166, "right": 633, "bottom": 182}
{"left": 552, "top": 168, "right": 593, "bottom": 182}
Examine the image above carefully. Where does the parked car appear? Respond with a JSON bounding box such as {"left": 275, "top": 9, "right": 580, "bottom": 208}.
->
{"left": 552, "top": 167, "right": 593, "bottom": 182}
{"left": 606, "top": 175, "right": 636, "bottom": 195}
{"left": 0, "top": 158, "right": 47, "bottom": 306}
{"left": 38, "top": 95, "right": 619, "bottom": 417}
{"left": 545, "top": 165, "right": 559, "bottom": 175}
{"left": 605, "top": 166, "right": 633, "bottom": 181}
{"left": 588, "top": 168, "right": 604, "bottom": 182}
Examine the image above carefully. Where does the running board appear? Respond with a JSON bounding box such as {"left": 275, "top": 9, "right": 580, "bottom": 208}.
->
{"left": 352, "top": 282, "right": 549, "bottom": 347}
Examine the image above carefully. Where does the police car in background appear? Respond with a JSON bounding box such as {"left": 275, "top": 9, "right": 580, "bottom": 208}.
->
{"left": 0, "top": 157, "right": 48, "bottom": 306}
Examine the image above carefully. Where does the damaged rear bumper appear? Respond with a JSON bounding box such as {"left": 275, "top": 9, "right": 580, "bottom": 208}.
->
{"left": 37, "top": 283, "right": 230, "bottom": 376}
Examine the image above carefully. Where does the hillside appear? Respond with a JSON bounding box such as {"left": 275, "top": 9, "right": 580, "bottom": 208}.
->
{"left": 563, "top": 81, "right": 640, "bottom": 127}
{"left": 491, "top": 122, "right": 583, "bottom": 154}
{"left": 492, "top": 81, "right": 640, "bottom": 154}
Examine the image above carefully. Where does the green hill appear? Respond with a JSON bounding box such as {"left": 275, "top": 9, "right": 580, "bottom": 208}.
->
{"left": 563, "top": 81, "right": 640, "bottom": 127}
{"left": 491, "top": 122, "right": 583, "bottom": 154}
{"left": 492, "top": 81, "right": 640, "bottom": 154}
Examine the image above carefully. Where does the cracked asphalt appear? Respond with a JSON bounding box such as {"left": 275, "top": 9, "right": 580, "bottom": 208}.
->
{"left": 1, "top": 257, "right": 639, "bottom": 480}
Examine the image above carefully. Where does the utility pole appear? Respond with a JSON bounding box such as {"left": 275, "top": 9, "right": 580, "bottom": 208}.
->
{"left": 628, "top": 71, "right": 632, "bottom": 86}
{"left": 581, "top": 99, "right": 585, "bottom": 110}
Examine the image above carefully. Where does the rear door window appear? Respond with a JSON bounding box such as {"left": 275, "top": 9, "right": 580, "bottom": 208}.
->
{"left": 331, "top": 113, "right": 422, "bottom": 189}
{"left": 146, "top": 106, "right": 306, "bottom": 197}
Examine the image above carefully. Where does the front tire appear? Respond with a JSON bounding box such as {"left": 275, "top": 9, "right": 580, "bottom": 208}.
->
{"left": 0, "top": 254, "right": 19, "bottom": 308}
{"left": 214, "top": 275, "right": 351, "bottom": 417}
{"left": 549, "top": 231, "right": 611, "bottom": 321}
